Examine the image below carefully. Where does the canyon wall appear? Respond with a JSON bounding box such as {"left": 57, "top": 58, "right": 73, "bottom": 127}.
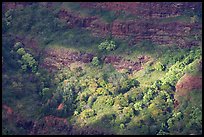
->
{"left": 80, "top": 2, "right": 201, "bottom": 19}
{"left": 58, "top": 2, "right": 202, "bottom": 47}
{"left": 3, "top": 2, "right": 202, "bottom": 47}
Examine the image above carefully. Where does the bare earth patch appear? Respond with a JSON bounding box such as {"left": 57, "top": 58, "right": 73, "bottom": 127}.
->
{"left": 41, "top": 47, "right": 150, "bottom": 73}
{"left": 174, "top": 73, "right": 202, "bottom": 107}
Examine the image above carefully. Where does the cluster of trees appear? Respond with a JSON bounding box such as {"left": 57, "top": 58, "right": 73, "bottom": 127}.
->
{"left": 39, "top": 66, "right": 141, "bottom": 126}
{"left": 38, "top": 45, "right": 201, "bottom": 134}
{"left": 91, "top": 57, "right": 100, "bottom": 66}
{"left": 98, "top": 40, "right": 117, "bottom": 52}
{"left": 5, "top": 4, "right": 103, "bottom": 50}
{"left": 160, "top": 47, "right": 201, "bottom": 86}
{"left": 14, "top": 42, "right": 38, "bottom": 73}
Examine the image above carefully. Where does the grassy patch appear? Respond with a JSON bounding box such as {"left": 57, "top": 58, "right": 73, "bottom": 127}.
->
{"left": 156, "top": 15, "right": 191, "bottom": 24}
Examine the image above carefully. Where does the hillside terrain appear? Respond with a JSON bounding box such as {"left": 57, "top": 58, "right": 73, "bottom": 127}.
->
{"left": 2, "top": 2, "right": 202, "bottom": 135}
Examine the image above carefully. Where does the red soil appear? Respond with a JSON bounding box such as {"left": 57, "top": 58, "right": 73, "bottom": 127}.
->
{"left": 175, "top": 74, "right": 202, "bottom": 96}
{"left": 57, "top": 103, "right": 64, "bottom": 110}
{"left": 174, "top": 74, "right": 202, "bottom": 108}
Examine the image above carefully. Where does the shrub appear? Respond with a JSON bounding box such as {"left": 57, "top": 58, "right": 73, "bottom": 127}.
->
{"left": 120, "top": 123, "right": 125, "bottom": 129}
{"left": 154, "top": 62, "right": 165, "bottom": 71}
{"left": 128, "top": 88, "right": 144, "bottom": 102}
{"left": 144, "top": 66, "right": 155, "bottom": 74}
{"left": 92, "top": 95, "right": 114, "bottom": 112}
{"left": 160, "top": 82, "right": 174, "bottom": 91}
{"left": 21, "top": 53, "right": 37, "bottom": 72}
{"left": 98, "top": 40, "right": 117, "bottom": 52}
{"left": 91, "top": 57, "right": 100, "bottom": 66}
{"left": 114, "top": 94, "right": 129, "bottom": 107}
{"left": 134, "top": 101, "right": 143, "bottom": 111}
{"left": 79, "top": 92, "right": 89, "bottom": 102}
{"left": 80, "top": 109, "right": 95, "bottom": 119}
{"left": 87, "top": 95, "right": 97, "bottom": 107}
{"left": 14, "top": 42, "right": 23, "bottom": 50}
{"left": 96, "top": 87, "right": 108, "bottom": 95}
{"left": 129, "top": 79, "right": 140, "bottom": 87}
{"left": 123, "top": 107, "right": 134, "bottom": 118}
{"left": 115, "top": 114, "right": 127, "bottom": 126}
{"left": 17, "top": 48, "right": 26, "bottom": 56}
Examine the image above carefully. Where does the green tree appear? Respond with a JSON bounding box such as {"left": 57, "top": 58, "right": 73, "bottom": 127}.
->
{"left": 17, "top": 48, "right": 26, "bottom": 56}
{"left": 14, "top": 42, "right": 23, "bottom": 50}
{"left": 80, "top": 108, "right": 95, "bottom": 119}
{"left": 114, "top": 94, "right": 129, "bottom": 107}
{"left": 98, "top": 40, "right": 117, "bottom": 52}
{"left": 87, "top": 95, "right": 97, "bottom": 107}
{"left": 21, "top": 53, "right": 37, "bottom": 72}
{"left": 154, "top": 62, "right": 165, "bottom": 71}
{"left": 91, "top": 57, "right": 100, "bottom": 66}
{"left": 92, "top": 95, "right": 114, "bottom": 113}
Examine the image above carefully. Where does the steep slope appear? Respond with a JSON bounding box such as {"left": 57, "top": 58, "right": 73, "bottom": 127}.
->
{"left": 2, "top": 2, "right": 202, "bottom": 135}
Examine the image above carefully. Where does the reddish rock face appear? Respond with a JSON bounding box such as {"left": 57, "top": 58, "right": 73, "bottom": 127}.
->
{"left": 175, "top": 74, "right": 202, "bottom": 95}
{"left": 3, "top": 2, "right": 202, "bottom": 47}
{"left": 57, "top": 103, "right": 64, "bottom": 110}
{"left": 174, "top": 73, "right": 202, "bottom": 109}
{"left": 80, "top": 2, "right": 201, "bottom": 19}
{"left": 30, "top": 115, "right": 70, "bottom": 135}
{"left": 56, "top": 3, "right": 201, "bottom": 47}
{"left": 44, "top": 115, "right": 68, "bottom": 127}
{"left": 2, "top": 104, "right": 14, "bottom": 115}
{"left": 41, "top": 47, "right": 150, "bottom": 72}
{"left": 40, "top": 48, "right": 94, "bottom": 72}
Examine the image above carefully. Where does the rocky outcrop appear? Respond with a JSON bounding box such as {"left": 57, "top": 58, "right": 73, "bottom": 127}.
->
{"left": 2, "top": 104, "right": 35, "bottom": 134}
{"left": 3, "top": 2, "right": 202, "bottom": 47}
{"left": 174, "top": 74, "right": 202, "bottom": 108}
{"left": 30, "top": 115, "right": 70, "bottom": 135}
{"left": 41, "top": 47, "right": 150, "bottom": 72}
{"left": 175, "top": 74, "right": 202, "bottom": 95}
{"left": 104, "top": 55, "right": 150, "bottom": 71}
{"left": 80, "top": 2, "right": 201, "bottom": 19}
{"left": 2, "top": 103, "right": 110, "bottom": 135}
{"left": 57, "top": 3, "right": 201, "bottom": 47}
{"left": 41, "top": 48, "right": 94, "bottom": 72}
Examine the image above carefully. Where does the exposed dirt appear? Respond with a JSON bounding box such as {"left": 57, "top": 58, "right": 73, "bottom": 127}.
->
{"left": 40, "top": 48, "right": 93, "bottom": 72}
{"left": 14, "top": 35, "right": 41, "bottom": 57}
{"left": 174, "top": 73, "right": 202, "bottom": 108}
{"left": 2, "top": 104, "right": 34, "bottom": 134}
{"left": 57, "top": 103, "right": 64, "bottom": 110}
{"left": 2, "top": 104, "right": 111, "bottom": 135}
{"left": 104, "top": 55, "right": 150, "bottom": 71}
{"left": 41, "top": 47, "right": 150, "bottom": 72}
{"left": 2, "top": 104, "right": 14, "bottom": 117}
{"left": 175, "top": 74, "right": 202, "bottom": 96}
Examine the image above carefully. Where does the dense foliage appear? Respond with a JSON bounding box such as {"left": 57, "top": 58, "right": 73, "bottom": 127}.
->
{"left": 2, "top": 3, "right": 202, "bottom": 135}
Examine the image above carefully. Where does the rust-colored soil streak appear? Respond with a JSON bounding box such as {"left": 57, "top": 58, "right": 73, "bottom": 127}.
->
{"left": 176, "top": 74, "right": 202, "bottom": 96}
{"left": 41, "top": 48, "right": 150, "bottom": 72}
{"left": 174, "top": 74, "right": 202, "bottom": 108}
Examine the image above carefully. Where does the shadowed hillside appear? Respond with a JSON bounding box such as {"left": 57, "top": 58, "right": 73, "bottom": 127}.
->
{"left": 2, "top": 2, "right": 202, "bottom": 135}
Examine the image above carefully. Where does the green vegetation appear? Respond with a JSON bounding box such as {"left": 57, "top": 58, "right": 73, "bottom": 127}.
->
{"left": 2, "top": 2, "right": 202, "bottom": 135}
{"left": 91, "top": 57, "right": 100, "bottom": 66}
{"left": 98, "top": 40, "right": 117, "bottom": 52}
